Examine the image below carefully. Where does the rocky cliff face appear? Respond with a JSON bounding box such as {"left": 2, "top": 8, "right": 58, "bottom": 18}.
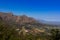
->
{"left": 0, "top": 12, "right": 37, "bottom": 24}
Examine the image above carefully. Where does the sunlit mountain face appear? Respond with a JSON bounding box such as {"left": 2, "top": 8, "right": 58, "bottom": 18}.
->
{"left": 0, "top": 12, "right": 40, "bottom": 26}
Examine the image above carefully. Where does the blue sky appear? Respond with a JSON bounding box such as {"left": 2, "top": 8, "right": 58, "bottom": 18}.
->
{"left": 0, "top": 0, "right": 60, "bottom": 21}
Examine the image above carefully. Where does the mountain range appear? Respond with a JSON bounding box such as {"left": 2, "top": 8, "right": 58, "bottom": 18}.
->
{"left": 0, "top": 12, "right": 60, "bottom": 28}
{"left": 39, "top": 20, "right": 60, "bottom": 25}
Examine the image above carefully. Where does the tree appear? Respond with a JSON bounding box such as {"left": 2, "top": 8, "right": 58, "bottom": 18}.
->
{"left": 0, "top": 20, "right": 20, "bottom": 40}
{"left": 50, "top": 29, "right": 60, "bottom": 40}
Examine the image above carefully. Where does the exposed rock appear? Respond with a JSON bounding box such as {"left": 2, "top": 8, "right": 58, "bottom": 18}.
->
{"left": 0, "top": 12, "right": 38, "bottom": 25}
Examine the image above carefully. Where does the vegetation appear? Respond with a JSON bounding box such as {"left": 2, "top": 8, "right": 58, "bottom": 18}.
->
{"left": 0, "top": 19, "right": 60, "bottom": 40}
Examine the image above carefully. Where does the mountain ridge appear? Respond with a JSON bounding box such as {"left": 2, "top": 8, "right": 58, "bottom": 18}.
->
{"left": 0, "top": 12, "right": 60, "bottom": 28}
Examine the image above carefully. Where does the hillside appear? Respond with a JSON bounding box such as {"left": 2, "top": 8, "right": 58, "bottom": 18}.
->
{"left": 0, "top": 12, "right": 43, "bottom": 28}
{"left": 0, "top": 12, "right": 60, "bottom": 29}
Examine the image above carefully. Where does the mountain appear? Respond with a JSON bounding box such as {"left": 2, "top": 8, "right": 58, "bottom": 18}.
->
{"left": 0, "top": 12, "right": 37, "bottom": 23}
{"left": 0, "top": 12, "right": 42, "bottom": 28}
{"left": 39, "top": 20, "right": 60, "bottom": 25}
{"left": 0, "top": 12, "right": 60, "bottom": 29}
